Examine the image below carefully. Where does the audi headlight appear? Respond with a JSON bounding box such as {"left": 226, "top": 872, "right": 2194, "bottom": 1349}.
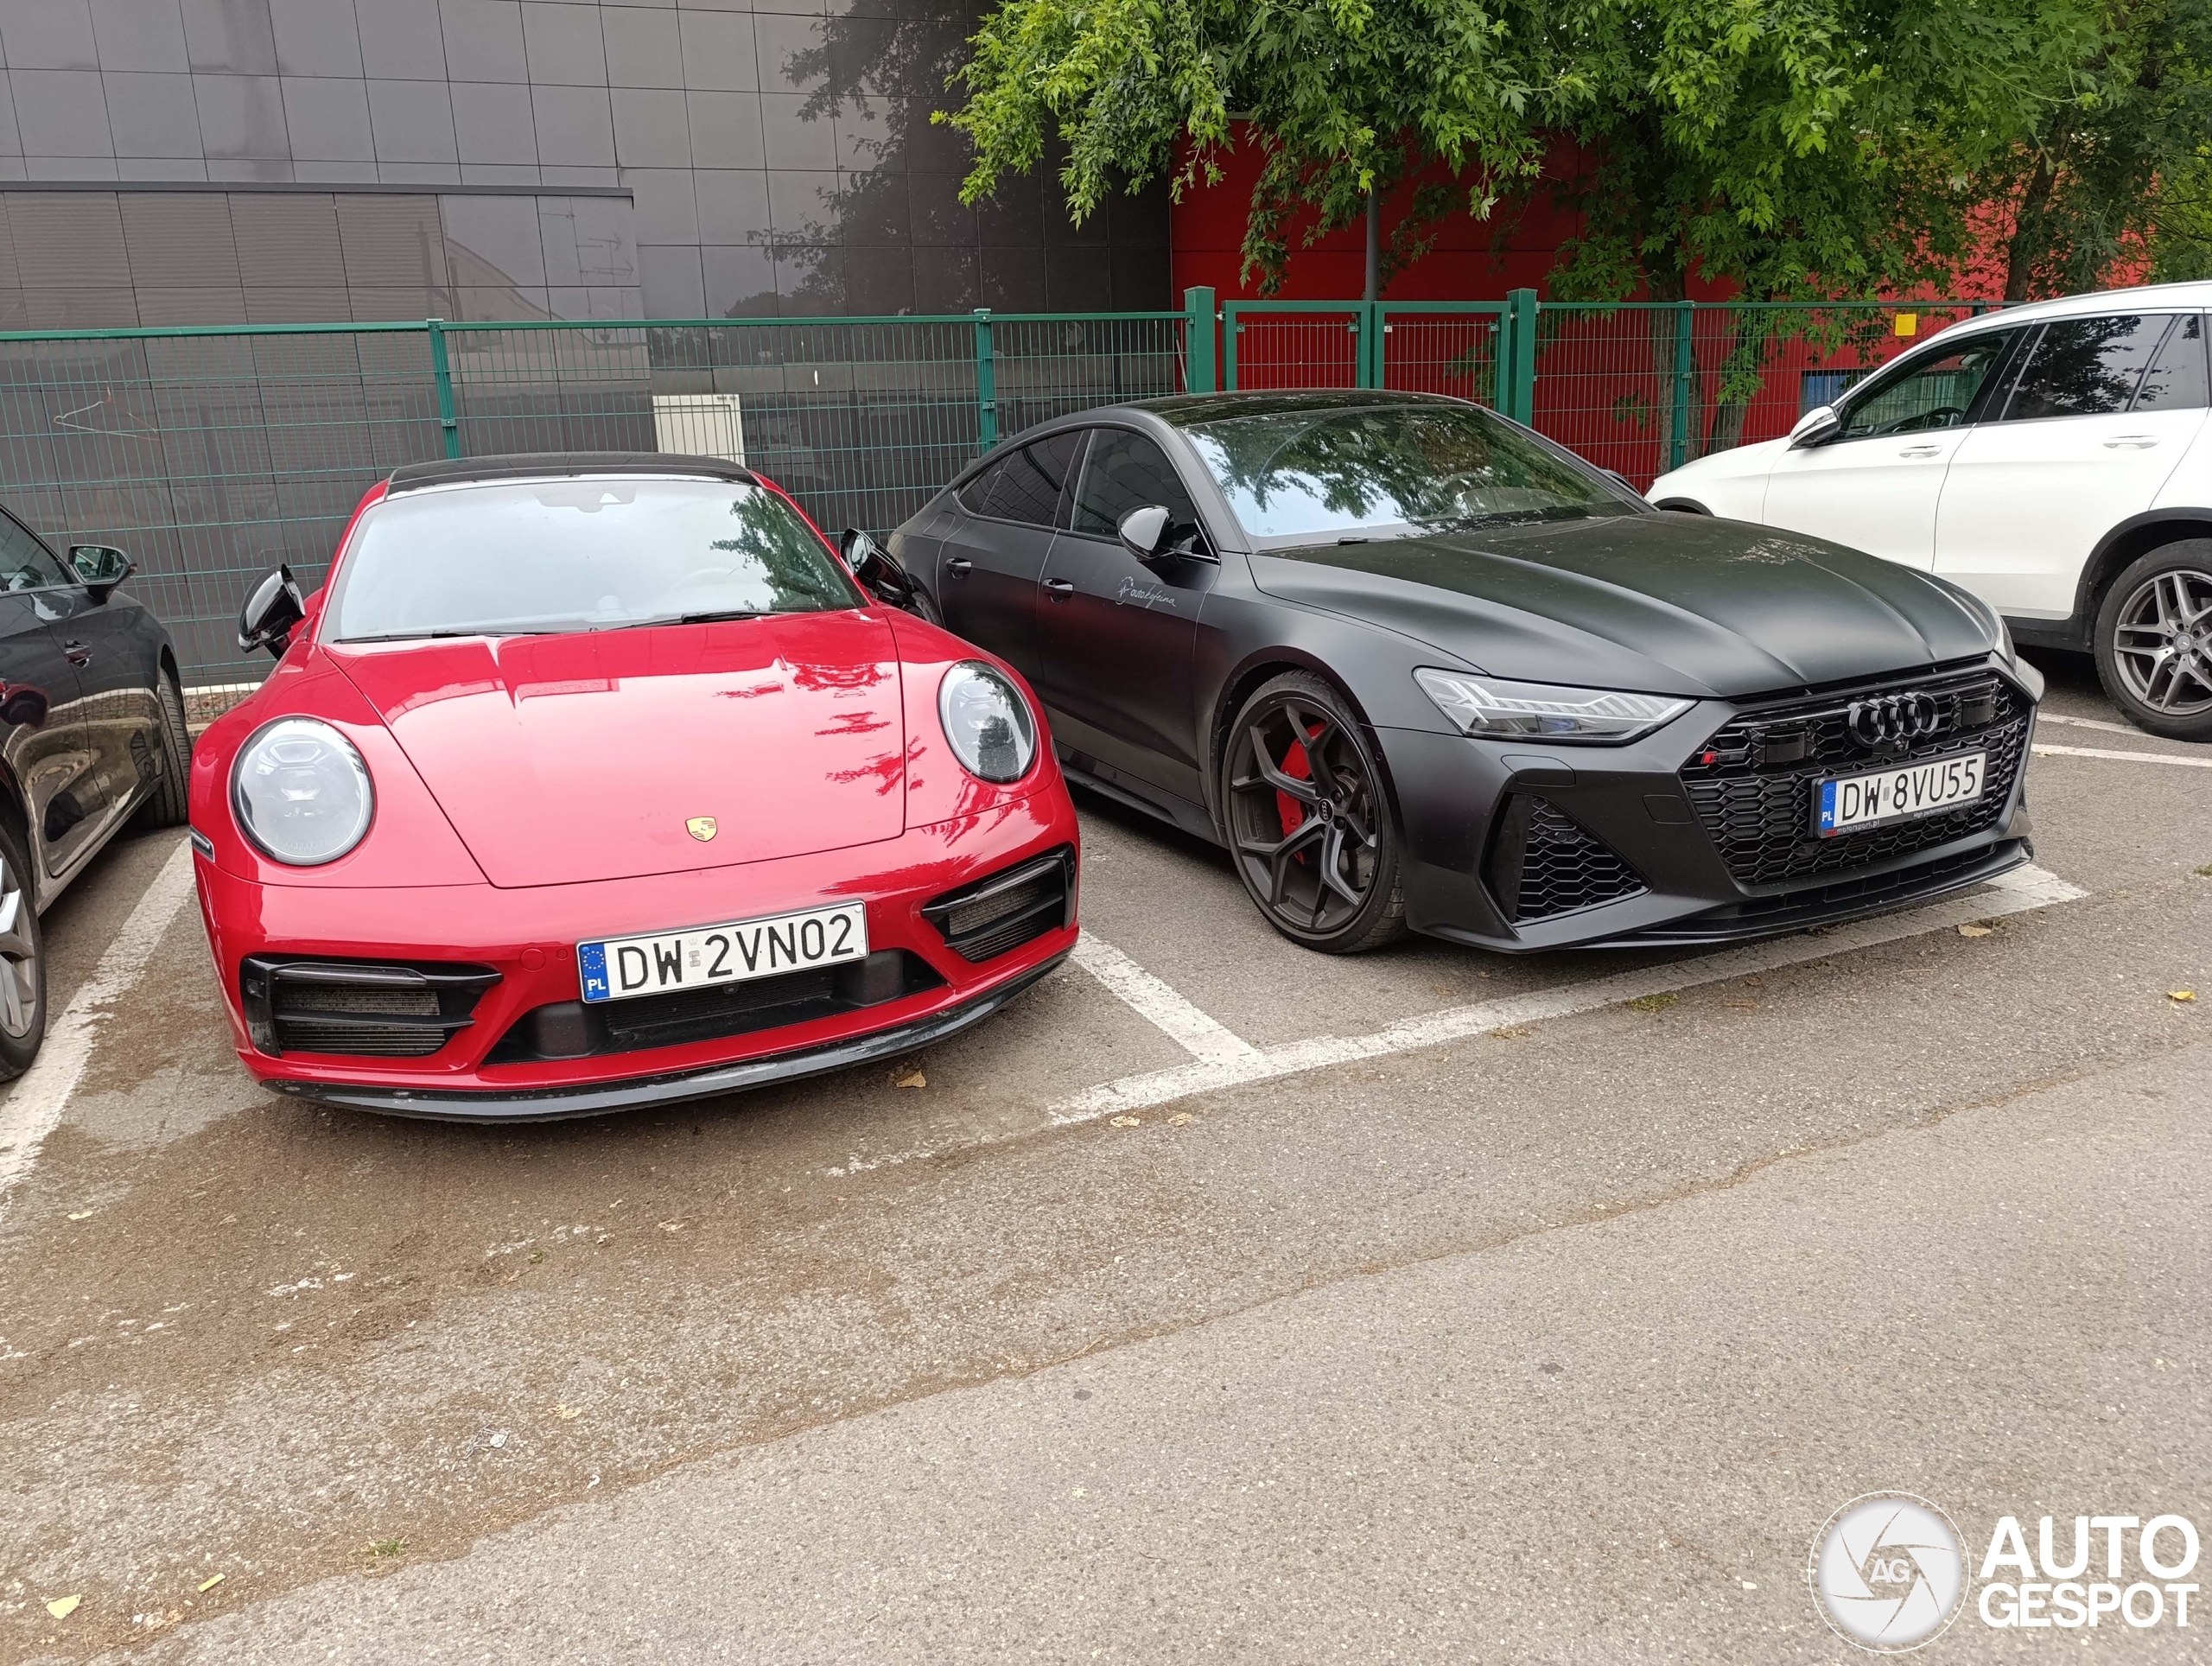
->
{"left": 230, "top": 717, "right": 374, "bottom": 865}
{"left": 1414, "top": 668, "right": 1693, "bottom": 745}
{"left": 938, "top": 661, "right": 1037, "bottom": 784}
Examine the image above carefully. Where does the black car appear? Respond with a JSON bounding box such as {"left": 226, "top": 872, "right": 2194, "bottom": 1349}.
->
{"left": 862, "top": 390, "right": 2041, "bottom": 954}
{"left": 0, "top": 511, "right": 190, "bottom": 1071}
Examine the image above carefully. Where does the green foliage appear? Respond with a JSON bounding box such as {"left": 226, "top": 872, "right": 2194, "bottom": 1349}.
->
{"left": 940, "top": 0, "right": 1549, "bottom": 293}
{"left": 943, "top": 0, "right": 2202, "bottom": 304}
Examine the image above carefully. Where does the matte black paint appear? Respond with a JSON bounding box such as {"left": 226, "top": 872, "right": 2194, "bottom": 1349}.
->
{"left": 895, "top": 391, "right": 2041, "bottom": 951}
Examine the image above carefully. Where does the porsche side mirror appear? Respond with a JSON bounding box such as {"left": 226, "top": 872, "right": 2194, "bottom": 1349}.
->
{"left": 842, "top": 527, "right": 916, "bottom": 607}
{"left": 68, "top": 544, "right": 132, "bottom": 601}
{"left": 238, "top": 563, "right": 307, "bottom": 658}
{"left": 1117, "top": 505, "right": 1173, "bottom": 564}
{"left": 1789, "top": 404, "right": 1840, "bottom": 449}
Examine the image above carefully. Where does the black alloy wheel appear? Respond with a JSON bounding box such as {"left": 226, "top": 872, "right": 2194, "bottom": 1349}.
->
{"left": 2094, "top": 541, "right": 2212, "bottom": 743}
{"left": 1220, "top": 671, "right": 1407, "bottom": 953}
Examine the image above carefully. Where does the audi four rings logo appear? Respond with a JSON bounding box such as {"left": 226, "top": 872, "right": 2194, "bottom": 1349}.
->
{"left": 1847, "top": 693, "right": 1944, "bottom": 748}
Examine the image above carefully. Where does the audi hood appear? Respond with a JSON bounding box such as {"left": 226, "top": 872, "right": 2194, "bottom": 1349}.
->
{"left": 329, "top": 614, "right": 909, "bottom": 888}
{"left": 1248, "top": 511, "right": 2005, "bottom": 699}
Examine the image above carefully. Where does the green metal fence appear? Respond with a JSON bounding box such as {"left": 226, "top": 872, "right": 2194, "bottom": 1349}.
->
{"left": 0, "top": 284, "right": 1992, "bottom": 692}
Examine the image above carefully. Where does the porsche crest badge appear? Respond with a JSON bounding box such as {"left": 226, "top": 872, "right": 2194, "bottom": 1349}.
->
{"left": 686, "top": 816, "right": 718, "bottom": 843}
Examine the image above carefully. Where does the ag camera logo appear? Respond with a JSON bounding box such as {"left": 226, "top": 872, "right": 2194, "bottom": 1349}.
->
{"left": 1810, "top": 1493, "right": 1969, "bottom": 1652}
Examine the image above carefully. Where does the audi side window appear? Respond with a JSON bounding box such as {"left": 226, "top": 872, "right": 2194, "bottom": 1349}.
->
{"left": 2000, "top": 315, "right": 2169, "bottom": 421}
{"left": 1839, "top": 331, "right": 2018, "bottom": 439}
{"left": 2133, "top": 315, "right": 2209, "bottom": 412}
{"left": 0, "top": 514, "right": 68, "bottom": 592}
{"left": 1069, "top": 429, "right": 1205, "bottom": 551}
{"left": 982, "top": 429, "right": 1082, "bottom": 527}
{"left": 954, "top": 461, "right": 1001, "bottom": 516}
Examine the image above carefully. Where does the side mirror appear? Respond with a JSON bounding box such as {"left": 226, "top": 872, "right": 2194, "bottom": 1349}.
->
{"left": 238, "top": 564, "right": 307, "bottom": 658}
{"left": 1116, "top": 505, "right": 1173, "bottom": 564}
{"left": 68, "top": 544, "right": 132, "bottom": 601}
{"left": 1789, "top": 404, "right": 1840, "bottom": 449}
{"left": 842, "top": 527, "right": 916, "bottom": 607}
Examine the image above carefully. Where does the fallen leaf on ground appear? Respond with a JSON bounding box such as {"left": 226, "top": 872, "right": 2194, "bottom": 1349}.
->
{"left": 658, "top": 1219, "right": 685, "bottom": 1232}
{"left": 2171, "top": 990, "right": 2196, "bottom": 1002}
{"left": 551, "top": 1403, "right": 581, "bottom": 1420}
{"left": 67, "top": 1210, "right": 92, "bottom": 1221}
{"left": 1627, "top": 993, "right": 1677, "bottom": 1013}
{"left": 197, "top": 1574, "right": 224, "bottom": 1593}
{"left": 1957, "top": 924, "right": 1993, "bottom": 938}
{"left": 894, "top": 1071, "right": 926, "bottom": 1089}
{"left": 1108, "top": 1115, "right": 1141, "bottom": 1128}
{"left": 45, "top": 1595, "right": 81, "bottom": 1619}
{"left": 1166, "top": 1112, "right": 1192, "bottom": 1127}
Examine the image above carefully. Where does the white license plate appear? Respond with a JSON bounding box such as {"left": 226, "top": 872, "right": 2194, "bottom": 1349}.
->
{"left": 1815, "top": 751, "right": 1986, "bottom": 837}
{"left": 577, "top": 901, "right": 868, "bottom": 1004}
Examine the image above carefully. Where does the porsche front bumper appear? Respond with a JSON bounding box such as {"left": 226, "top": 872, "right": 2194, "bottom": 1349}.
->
{"left": 193, "top": 792, "right": 1080, "bottom": 1121}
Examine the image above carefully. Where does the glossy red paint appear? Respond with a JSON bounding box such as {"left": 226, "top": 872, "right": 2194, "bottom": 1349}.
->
{"left": 189, "top": 464, "right": 1080, "bottom": 1116}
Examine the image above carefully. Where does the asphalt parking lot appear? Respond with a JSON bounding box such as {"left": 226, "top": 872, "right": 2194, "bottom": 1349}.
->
{"left": 1, "top": 650, "right": 2207, "bottom": 1664}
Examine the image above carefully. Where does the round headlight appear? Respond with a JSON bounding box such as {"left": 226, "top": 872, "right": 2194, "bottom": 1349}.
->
{"left": 231, "top": 717, "right": 374, "bottom": 866}
{"left": 938, "top": 661, "right": 1037, "bottom": 785}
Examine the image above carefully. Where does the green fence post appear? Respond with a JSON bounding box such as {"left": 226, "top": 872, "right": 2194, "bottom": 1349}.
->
{"left": 1502, "top": 289, "right": 1539, "bottom": 423}
{"left": 425, "top": 317, "right": 461, "bottom": 458}
{"left": 1670, "top": 300, "right": 1694, "bottom": 473}
{"left": 973, "top": 308, "right": 996, "bottom": 452}
{"left": 1224, "top": 306, "right": 1240, "bottom": 391}
{"left": 1361, "top": 302, "right": 1386, "bottom": 389}
{"left": 1183, "top": 287, "right": 1217, "bottom": 393}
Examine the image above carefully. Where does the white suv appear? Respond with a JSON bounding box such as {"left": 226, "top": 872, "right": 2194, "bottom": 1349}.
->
{"left": 1648, "top": 280, "right": 2212, "bottom": 741}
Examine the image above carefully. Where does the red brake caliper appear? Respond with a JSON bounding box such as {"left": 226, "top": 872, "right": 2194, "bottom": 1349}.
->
{"left": 1275, "top": 723, "right": 1326, "bottom": 843}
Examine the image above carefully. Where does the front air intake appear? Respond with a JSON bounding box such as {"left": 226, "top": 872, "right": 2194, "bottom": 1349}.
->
{"left": 1484, "top": 797, "right": 1646, "bottom": 924}
{"left": 921, "top": 846, "right": 1075, "bottom": 963}
{"left": 240, "top": 957, "right": 499, "bottom": 1059}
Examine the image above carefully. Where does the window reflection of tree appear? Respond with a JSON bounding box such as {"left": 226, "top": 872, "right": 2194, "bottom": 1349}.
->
{"left": 1192, "top": 408, "right": 1613, "bottom": 532}
{"left": 2006, "top": 318, "right": 2158, "bottom": 420}
{"left": 707, "top": 490, "right": 861, "bottom": 612}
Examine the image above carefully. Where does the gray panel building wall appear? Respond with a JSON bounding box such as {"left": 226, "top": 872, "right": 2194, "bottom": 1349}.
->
{"left": 0, "top": 0, "right": 1172, "bottom": 325}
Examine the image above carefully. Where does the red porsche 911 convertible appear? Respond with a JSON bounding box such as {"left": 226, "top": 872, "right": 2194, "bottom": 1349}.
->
{"left": 188, "top": 455, "right": 1078, "bottom": 1120}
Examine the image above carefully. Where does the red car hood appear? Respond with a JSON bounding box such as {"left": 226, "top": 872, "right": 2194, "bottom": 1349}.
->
{"left": 330, "top": 614, "right": 908, "bottom": 888}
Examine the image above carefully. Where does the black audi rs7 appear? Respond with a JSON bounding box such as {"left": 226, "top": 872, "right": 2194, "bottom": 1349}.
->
{"left": 858, "top": 390, "right": 2041, "bottom": 954}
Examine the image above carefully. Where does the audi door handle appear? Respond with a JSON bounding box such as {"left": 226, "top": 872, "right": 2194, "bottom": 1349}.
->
{"left": 2102, "top": 435, "right": 2158, "bottom": 448}
{"left": 1897, "top": 443, "right": 1944, "bottom": 458}
{"left": 1043, "top": 577, "right": 1076, "bottom": 599}
{"left": 63, "top": 640, "right": 90, "bottom": 666}
{"left": 945, "top": 556, "right": 974, "bottom": 576}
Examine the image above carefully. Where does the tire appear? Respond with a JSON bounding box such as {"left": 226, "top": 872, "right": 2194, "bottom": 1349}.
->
{"left": 1218, "top": 671, "right": 1408, "bottom": 953}
{"left": 131, "top": 670, "right": 193, "bottom": 830}
{"left": 2093, "top": 542, "right": 2212, "bottom": 742}
{"left": 0, "top": 814, "right": 48, "bottom": 1080}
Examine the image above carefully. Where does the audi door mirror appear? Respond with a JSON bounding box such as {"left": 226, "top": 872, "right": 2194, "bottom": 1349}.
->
{"left": 1116, "top": 505, "right": 1173, "bottom": 564}
{"left": 68, "top": 544, "right": 132, "bottom": 601}
{"left": 842, "top": 527, "right": 915, "bottom": 607}
{"left": 238, "top": 563, "right": 307, "bottom": 658}
{"left": 1789, "top": 404, "right": 1841, "bottom": 449}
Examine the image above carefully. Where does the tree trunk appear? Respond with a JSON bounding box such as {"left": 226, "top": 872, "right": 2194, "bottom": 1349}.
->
{"left": 1645, "top": 267, "right": 1687, "bottom": 468}
{"left": 2005, "top": 158, "right": 2057, "bottom": 302}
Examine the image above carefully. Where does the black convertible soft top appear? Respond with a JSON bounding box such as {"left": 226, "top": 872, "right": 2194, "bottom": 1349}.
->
{"left": 385, "top": 453, "right": 757, "bottom": 494}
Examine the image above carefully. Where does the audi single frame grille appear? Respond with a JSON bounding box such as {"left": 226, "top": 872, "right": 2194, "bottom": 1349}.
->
{"left": 1485, "top": 796, "right": 1647, "bottom": 923}
{"left": 1680, "top": 667, "right": 2030, "bottom": 887}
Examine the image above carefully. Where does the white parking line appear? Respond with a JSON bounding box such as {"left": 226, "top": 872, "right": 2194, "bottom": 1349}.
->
{"left": 2037, "top": 713, "right": 2147, "bottom": 738}
{"left": 1071, "top": 930, "right": 1261, "bottom": 1063}
{"left": 0, "top": 838, "right": 197, "bottom": 1217}
{"left": 2034, "top": 742, "right": 2212, "bottom": 770}
{"left": 1047, "top": 865, "right": 2088, "bottom": 1124}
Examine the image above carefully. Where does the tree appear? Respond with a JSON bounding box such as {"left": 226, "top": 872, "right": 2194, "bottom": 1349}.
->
{"left": 1982, "top": 0, "right": 2212, "bottom": 297}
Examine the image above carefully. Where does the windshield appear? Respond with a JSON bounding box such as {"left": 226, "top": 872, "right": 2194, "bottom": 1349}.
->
{"left": 327, "top": 476, "right": 859, "bottom": 642}
{"left": 1183, "top": 402, "right": 1632, "bottom": 543}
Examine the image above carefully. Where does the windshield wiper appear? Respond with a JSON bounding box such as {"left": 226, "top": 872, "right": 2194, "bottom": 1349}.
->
{"left": 661, "top": 609, "right": 774, "bottom": 626}
{"left": 337, "top": 627, "right": 563, "bottom": 644}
